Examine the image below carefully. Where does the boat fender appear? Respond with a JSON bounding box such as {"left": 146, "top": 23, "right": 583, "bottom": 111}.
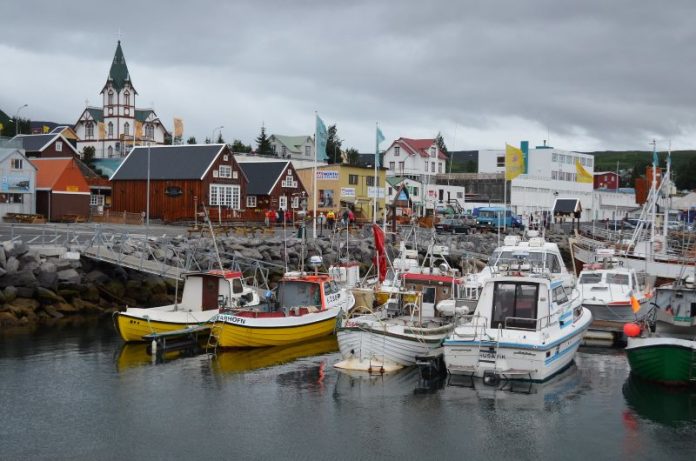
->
{"left": 653, "top": 240, "right": 663, "bottom": 252}
{"left": 623, "top": 323, "right": 641, "bottom": 338}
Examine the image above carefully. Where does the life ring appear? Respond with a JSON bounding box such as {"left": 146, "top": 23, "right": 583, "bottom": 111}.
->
{"left": 653, "top": 240, "right": 663, "bottom": 253}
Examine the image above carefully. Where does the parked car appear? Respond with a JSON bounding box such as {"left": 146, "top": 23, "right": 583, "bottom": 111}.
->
{"left": 435, "top": 218, "right": 471, "bottom": 234}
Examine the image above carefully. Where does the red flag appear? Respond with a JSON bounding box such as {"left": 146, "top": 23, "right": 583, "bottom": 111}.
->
{"left": 372, "top": 224, "right": 387, "bottom": 283}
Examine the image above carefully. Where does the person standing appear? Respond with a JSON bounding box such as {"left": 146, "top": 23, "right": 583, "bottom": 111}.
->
{"left": 327, "top": 209, "right": 335, "bottom": 230}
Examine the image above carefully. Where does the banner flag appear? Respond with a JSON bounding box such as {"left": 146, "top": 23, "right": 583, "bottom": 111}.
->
{"left": 505, "top": 144, "right": 524, "bottom": 180}
{"left": 575, "top": 159, "right": 593, "bottom": 183}
{"left": 315, "top": 114, "right": 327, "bottom": 162}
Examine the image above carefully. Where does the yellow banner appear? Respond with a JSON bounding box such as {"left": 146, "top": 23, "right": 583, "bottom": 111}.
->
{"left": 43, "top": 125, "right": 50, "bottom": 133}
{"left": 576, "top": 159, "right": 593, "bottom": 183}
{"left": 505, "top": 144, "right": 524, "bottom": 180}
{"left": 173, "top": 117, "right": 183, "bottom": 138}
{"left": 98, "top": 122, "right": 106, "bottom": 139}
{"left": 135, "top": 121, "right": 144, "bottom": 139}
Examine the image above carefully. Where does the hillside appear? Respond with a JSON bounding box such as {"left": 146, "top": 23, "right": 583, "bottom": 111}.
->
{"left": 590, "top": 150, "right": 696, "bottom": 190}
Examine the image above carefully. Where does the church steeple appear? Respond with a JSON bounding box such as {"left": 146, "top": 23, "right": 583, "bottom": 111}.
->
{"left": 106, "top": 40, "right": 133, "bottom": 92}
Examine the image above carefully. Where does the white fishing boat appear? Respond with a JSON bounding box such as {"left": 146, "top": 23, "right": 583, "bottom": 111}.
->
{"left": 443, "top": 275, "right": 592, "bottom": 383}
{"left": 577, "top": 248, "right": 650, "bottom": 333}
{"left": 116, "top": 270, "right": 261, "bottom": 342}
{"left": 335, "top": 240, "right": 463, "bottom": 372}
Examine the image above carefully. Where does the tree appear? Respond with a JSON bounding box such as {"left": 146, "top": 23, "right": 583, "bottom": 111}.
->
{"left": 346, "top": 148, "right": 360, "bottom": 165}
{"left": 255, "top": 125, "right": 273, "bottom": 155}
{"left": 435, "top": 132, "right": 448, "bottom": 156}
{"left": 231, "top": 139, "right": 252, "bottom": 153}
{"left": 81, "top": 146, "right": 96, "bottom": 169}
{"left": 186, "top": 136, "right": 197, "bottom": 144}
{"left": 216, "top": 133, "right": 225, "bottom": 144}
{"left": 326, "top": 124, "right": 343, "bottom": 164}
{"left": 204, "top": 137, "right": 211, "bottom": 144}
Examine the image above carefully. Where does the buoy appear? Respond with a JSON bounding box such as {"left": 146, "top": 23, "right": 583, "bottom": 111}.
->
{"left": 623, "top": 323, "right": 641, "bottom": 337}
{"left": 151, "top": 339, "right": 158, "bottom": 354}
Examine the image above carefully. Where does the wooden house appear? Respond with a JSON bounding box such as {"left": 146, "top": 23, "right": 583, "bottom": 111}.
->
{"left": 237, "top": 160, "right": 308, "bottom": 220}
{"left": 11, "top": 133, "right": 80, "bottom": 159}
{"left": 32, "top": 158, "right": 91, "bottom": 221}
{"left": 110, "top": 144, "right": 246, "bottom": 221}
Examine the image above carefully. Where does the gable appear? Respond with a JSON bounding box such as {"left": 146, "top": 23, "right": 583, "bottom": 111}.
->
{"left": 111, "top": 144, "right": 225, "bottom": 181}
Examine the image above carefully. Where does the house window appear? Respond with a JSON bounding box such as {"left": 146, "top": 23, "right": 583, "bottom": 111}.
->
{"left": 279, "top": 195, "right": 287, "bottom": 210}
{"left": 398, "top": 161, "right": 404, "bottom": 171}
{"left": 366, "top": 176, "right": 375, "bottom": 186}
{"left": 424, "top": 160, "right": 428, "bottom": 171}
{"left": 86, "top": 122, "right": 94, "bottom": 139}
{"left": 281, "top": 176, "right": 298, "bottom": 188}
{"left": 124, "top": 122, "right": 130, "bottom": 137}
{"left": 233, "top": 171, "right": 238, "bottom": 179}
{"left": 108, "top": 146, "right": 113, "bottom": 158}
{"left": 247, "top": 195, "right": 257, "bottom": 208}
{"left": 497, "top": 156, "right": 505, "bottom": 167}
{"left": 412, "top": 187, "right": 419, "bottom": 197}
{"left": 108, "top": 122, "right": 113, "bottom": 137}
{"left": 10, "top": 159, "right": 22, "bottom": 169}
{"left": 124, "top": 91, "right": 130, "bottom": 106}
{"left": 305, "top": 146, "right": 311, "bottom": 156}
{"left": 588, "top": 158, "right": 593, "bottom": 167}
{"left": 209, "top": 184, "right": 240, "bottom": 209}
{"left": 108, "top": 90, "right": 114, "bottom": 105}
{"left": 388, "top": 187, "right": 393, "bottom": 195}
{"left": 456, "top": 192, "right": 463, "bottom": 198}
{"left": 430, "top": 147, "right": 436, "bottom": 157}
{"left": 389, "top": 161, "right": 395, "bottom": 170}
{"left": 146, "top": 124, "right": 154, "bottom": 140}
{"left": 552, "top": 153, "right": 558, "bottom": 162}
{"left": 431, "top": 162, "right": 435, "bottom": 173}
{"left": 55, "top": 141, "right": 62, "bottom": 152}
{"left": 552, "top": 171, "right": 558, "bottom": 180}
{"left": 90, "top": 194, "right": 105, "bottom": 206}
{"left": 438, "top": 162, "right": 443, "bottom": 173}
{"left": 292, "top": 196, "right": 299, "bottom": 208}
{"left": 349, "top": 174, "right": 358, "bottom": 185}
{"left": 219, "top": 165, "right": 232, "bottom": 178}
{"left": 394, "top": 146, "right": 400, "bottom": 156}
{"left": 281, "top": 146, "right": 287, "bottom": 157}
{"left": 223, "top": 154, "right": 229, "bottom": 161}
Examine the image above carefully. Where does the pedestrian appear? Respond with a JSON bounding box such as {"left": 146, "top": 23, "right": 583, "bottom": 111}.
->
{"left": 327, "top": 209, "right": 335, "bottom": 230}
{"left": 342, "top": 209, "right": 349, "bottom": 227}
{"left": 276, "top": 209, "right": 282, "bottom": 224}
{"left": 264, "top": 208, "right": 272, "bottom": 227}
{"left": 348, "top": 209, "right": 355, "bottom": 227}
{"left": 285, "top": 209, "right": 292, "bottom": 224}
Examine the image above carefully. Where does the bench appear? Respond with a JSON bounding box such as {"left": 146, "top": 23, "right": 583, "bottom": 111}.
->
{"left": 3, "top": 213, "right": 47, "bottom": 224}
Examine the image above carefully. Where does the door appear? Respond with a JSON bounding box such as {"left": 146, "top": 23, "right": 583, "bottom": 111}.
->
{"left": 422, "top": 286, "right": 436, "bottom": 318}
{"left": 201, "top": 275, "right": 219, "bottom": 311}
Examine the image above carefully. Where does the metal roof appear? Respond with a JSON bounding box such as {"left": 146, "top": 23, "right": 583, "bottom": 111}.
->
{"left": 110, "top": 144, "right": 225, "bottom": 181}
{"left": 239, "top": 161, "right": 289, "bottom": 195}
{"left": 12, "top": 134, "right": 57, "bottom": 152}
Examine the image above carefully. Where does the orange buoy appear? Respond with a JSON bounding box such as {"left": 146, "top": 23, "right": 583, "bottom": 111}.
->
{"left": 623, "top": 323, "right": 641, "bottom": 337}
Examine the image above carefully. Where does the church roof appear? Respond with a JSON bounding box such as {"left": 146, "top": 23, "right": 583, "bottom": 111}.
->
{"left": 106, "top": 41, "right": 133, "bottom": 92}
{"left": 111, "top": 144, "right": 227, "bottom": 181}
{"left": 86, "top": 108, "right": 103, "bottom": 123}
{"left": 135, "top": 109, "right": 154, "bottom": 122}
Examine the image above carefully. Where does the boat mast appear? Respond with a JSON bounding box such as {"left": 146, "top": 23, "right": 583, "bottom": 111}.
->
{"left": 662, "top": 141, "right": 671, "bottom": 239}
{"left": 650, "top": 139, "right": 657, "bottom": 260}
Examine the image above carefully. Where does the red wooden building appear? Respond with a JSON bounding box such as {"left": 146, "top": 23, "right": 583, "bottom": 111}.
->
{"left": 11, "top": 133, "right": 79, "bottom": 159}
{"left": 237, "top": 161, "right": 308, "bottom": 220}
{"left": 593, "top": 171, "right": 619, "bottom": 190}
{"left": 110, "top": 144, "right": 246, "bottom": 221}
{"left": 33, "top": 158, "right": 91, "bottom": 221}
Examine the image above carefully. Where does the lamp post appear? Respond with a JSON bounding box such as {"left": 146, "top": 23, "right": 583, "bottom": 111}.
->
{"left": 14, "top": 104, "right": 28, "bottom": 136}
{"left": 212, "top": 125, "right": 224, "bottom": 144}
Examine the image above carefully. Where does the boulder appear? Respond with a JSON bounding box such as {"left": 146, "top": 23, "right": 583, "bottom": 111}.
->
{"left": 143, "top": 276, "right": 166, "bottom": 295}
{"left": 80, "top": 285, "right": 101, "bottom": 303}
{"left": 57, "top": 288, "right": 81, "bottom": 299}
{"left": 0, "top": 311, "right": 19, "bottom": 327}
{"left": 9, "top": 297, "right": 40, "bottom": 312}
{"left": 0, "top": 246, "right": 6, "bottom": 269}
{"left": 54, "top": 302, "right": 78, "bottom": 314}
{"left": 0, "top": 269, "right": 37, "bottom": 289}
{"left": 5, "top": 256, "right": 20, "bottom": 274}
{"left": 85, "top": 270, "right": 109, "bottom": 284}
{"left": 104, "top": 280, "right": 125, "bottom": 298}
{"left": 3, "top": 241, "right": 28, "bottom": 258}
{"left": 15, "top": 286, "right": 35, "bottom": 298}
{"left": 35, "top": 287, "right": 65, "bottom": 305}
{"left": 149, "top": 292, "right": 172, "bottom": 307}
{"left": 56, "top": 269, "right": 81, "bottom": 286}
{"left": 43, "top": 305, "right": 64, "bottom": 319}
{"left": 54, "top": 259, "right": 74, "bottom": 271}
{"left": 71, "top": 298, "right": 101, "bottom": 313}
{"left": 3, "top": 286, "right": 17, "bottom": 303}
{"left": 0, "top": 267, "right": 6, "bottom": 278}
{"left": 37, "top": 261, "right": 58, "bottom": 289}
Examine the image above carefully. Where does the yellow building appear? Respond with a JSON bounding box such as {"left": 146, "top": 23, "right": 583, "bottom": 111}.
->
{"left": 296, "top": 164, "right": 386, "bottom": 221}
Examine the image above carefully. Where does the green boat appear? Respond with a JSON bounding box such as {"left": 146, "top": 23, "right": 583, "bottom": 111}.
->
{"left": 625, "top": 277, "right": 696, "bottom": 386}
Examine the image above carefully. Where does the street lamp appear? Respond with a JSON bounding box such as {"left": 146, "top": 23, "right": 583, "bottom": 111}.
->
{"left": 14, "top": 104, "right": 28, "bottom": 136}
{"left": 212, "top": 125, "right": 224, "bottom": 144}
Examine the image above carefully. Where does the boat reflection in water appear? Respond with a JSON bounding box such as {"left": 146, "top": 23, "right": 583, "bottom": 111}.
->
{"left": 115, "top": 343, "right": 190, "bottom": 371}
{"left": 211, "top": 335, "right": 338, "bottom": 374}
{"left": 622, "top": 375, "right": 696, "bottom": 427}
{"left": 333, "top": 367, "right": 423, "bottom": 400}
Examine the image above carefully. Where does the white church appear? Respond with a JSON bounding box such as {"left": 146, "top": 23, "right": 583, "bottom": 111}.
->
{"left": 73, "top": 41, "right": 169, "bottom": 158}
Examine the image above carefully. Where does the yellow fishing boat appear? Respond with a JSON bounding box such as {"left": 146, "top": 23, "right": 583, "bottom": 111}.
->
{"left": 212, "top": 272, "right": 354, "bottom": 348}
{"left": 116, "top": 270, "right": 261, "bottom": 342}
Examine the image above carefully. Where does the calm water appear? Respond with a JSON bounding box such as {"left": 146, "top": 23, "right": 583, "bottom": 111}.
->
{"left": 1, "top": 321, "right": 695, "bottom": 461}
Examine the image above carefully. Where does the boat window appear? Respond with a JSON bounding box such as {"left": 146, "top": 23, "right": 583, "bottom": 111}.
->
{"left": 491, "top": 282, "right": 539, "bottom": 329}
{"left": 422, "top": 287, "right": 436, "bottom": 304}
{"left": 633, "top": 273, "right": 639, "bottom": 290}
{"left": 278, "top": 281, "right": 321, "bottom": 308}
{"left": 324, "top": 281, "right": 340, "bottom": 296}
{"left": 579, "top": 273, "right": 603, "bottom": 284}
{"left": 232, "top": 278, "right": 244, "bottom": 294}
{"left": 552, "top": 286, "right": 568, "bottom": 304}
{"left": 607, "top": 273, "right": 629, "bottom": 285}
{"left": 546, "top": 253, "right": 562, "bottom": 273}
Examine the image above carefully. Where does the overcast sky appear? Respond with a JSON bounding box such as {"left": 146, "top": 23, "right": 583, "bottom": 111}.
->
{"left": 2, "top": 0, "right": 695, "bottom": 153}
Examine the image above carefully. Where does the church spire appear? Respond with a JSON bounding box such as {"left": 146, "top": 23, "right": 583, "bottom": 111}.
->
{"left": 107, "top": 40, "right": 132, "bottom": 91}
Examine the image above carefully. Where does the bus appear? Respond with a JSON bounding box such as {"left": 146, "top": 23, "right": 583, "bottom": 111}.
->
{"left": 476, "top": 207, "right": 521, "bottom": 229}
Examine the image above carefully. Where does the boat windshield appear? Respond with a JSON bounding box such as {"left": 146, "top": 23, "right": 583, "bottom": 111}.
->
{"left": 489, "top": 250, "right": 560, "bottom": 272}
{"left": 278, "top": 281, "right": 322, "bottom": 308}
{"left": 579, "top": 273, "right": 603, "bottom": 284}
{"left": 491, "top": 281, "right": 539, "bottom": 330}
{"left": 606, "top": 273, "right": 629, "bottom": 285}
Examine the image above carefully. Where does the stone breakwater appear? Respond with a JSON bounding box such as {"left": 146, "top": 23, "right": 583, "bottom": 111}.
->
{"left": 0, "top": 229, "right": 571, "bottom": 330}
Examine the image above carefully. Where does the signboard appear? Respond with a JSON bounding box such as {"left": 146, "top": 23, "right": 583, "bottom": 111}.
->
{"left": 319, "top": 189, "right": 334, "bottom": 207}
{"left": 367, "top": 186, "right": 386, "bottom": 199}
{"left": 1, "top": 174, "right": 31, "bottom": 192}
{"left": 340, "top": 187, "right": 355, "bottom": 198}
{"left": 66, "top": 185, "right": 80, "bottom": 192}
{"left": 316, "top": 170, "right": 339, "bottom": 180}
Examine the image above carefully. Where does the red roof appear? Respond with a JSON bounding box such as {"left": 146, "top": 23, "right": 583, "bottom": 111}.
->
{"left": 32, "top": 158, "right": 90, "bottom": 192}
{"left": 396, "top": 138, "right": 448, "bottom": 160}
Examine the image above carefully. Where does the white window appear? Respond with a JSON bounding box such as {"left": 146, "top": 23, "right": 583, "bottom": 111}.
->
{"left": 246, "top": 195, "right": 257, "bottom": 208}
{"left": 223, "top": 154, "right": 229, "bottom": 161}
{"left": 86, "top": 122, "right": 94, "bottom": 139}
{"left": 431, "top": 162, "right": 435, "bottom": 173}
{"left": 438, "top": 162, "right": 443, "bottom": 173}
{"left": 424, "top": 160, "right": 428, "bottom": 171}
{"left": 219, "top": 165, "right": 232, "bottom": 178}
{"left": 456, "top": 191, "right": 463, "bottom": 198}
{"left": 430, "top": 147, "right": 436, "bottom": 157}
{"left": 552, "top": 153, "right": 558, "bottom": 162}
{"left": 124, "top": 122, "right": 130, "bottom": 136}
{"left": 108, "top": 146, "right": 113, "bottom": 158}
{"left": 213, "top": 170, "right": 219, "bottom": 178}
{"left": 394, "top": 146, "right": 400, "bottom": 156}
{"left": 90, "top": 194, "right": 105, "bottom": 206}
{"left": 108, "top": 122, "right": 113, "bottom": 137}
{"left": 10, "top": 158, "right": 22, "bottom": 169}
{"left": 305, "top": 146, "right": 311, "bottom": 156}
{"left": 398, "top": 161, "right": 404, "bottom": 171}
{"left": 281, "top": 146, "right": 287, "bottom": 157}
{"left": 588, "top": 158, "right": 593, "bottom": 167}
{"left": 292, "top": 196, "right": 299, "bottom": 208}
{"left": 124, "top": 91, "right": 130, "bottom": 106}
{"left": 209, "top": 184, "right": 240, "bottom": 209}
{"left": 281, "top": 175, "right": 298, "bottom": 188}
{"left": 552, "top": 171, "right": 558, "bottom": 180}
{"left": 389, "top": 161, "right": 395, "bottom": 170}
{"left": 55, "top": 141, "right": 62, "bottom": 152}
{"left": 108, "top": 90, "right": 114, "bottom": 105}
{"left": 233, "top": 171, "right": 238, "bottom": 179}
{"left": 279, "top": 195, "right": 287, "bottom": 210}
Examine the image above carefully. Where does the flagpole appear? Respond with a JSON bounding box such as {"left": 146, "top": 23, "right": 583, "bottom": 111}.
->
{"left": 373, "top": 123, "right": 378, "bottom": 224}
{"left": 312, "top": 112, "right": 318, "bottom": 239}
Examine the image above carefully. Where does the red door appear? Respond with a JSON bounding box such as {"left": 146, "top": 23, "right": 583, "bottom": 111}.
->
{"left": 201, "top": 275, "right": 219, "bottom": 311}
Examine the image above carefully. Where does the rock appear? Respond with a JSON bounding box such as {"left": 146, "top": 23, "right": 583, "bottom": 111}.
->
{"left": 54, "top": 302, "right": 78, "bottom": 314}
{"left": 20, "top": 250, "right": 40, "bottom": 266}
{"left": 35, "top": 287, "right": 65, "bottom": 305}
{"left": 43, "top": 305, "right": 64, "bottom": 319}
{"left": 104, "top": 280, "right": 125, "bottom": 298}
{"left": 0, "top": 269, "right": 37, "bottom": 289}
{"left": 112, "top": 266, "right": 128, "bottom": 281}
{"left": 9, "top": 297, "right": 40, "bottom": 312}
{"left": 37, "top": 261, "right": 58, "bottom": 288}
{"left": 57, "top": 289, "right": 80, "bottom": 299}
{"left": 149, "top": 292, "right": 172, "bottom": 307}
{"left": 0, "top": 246, "right": 6, "bottom": 269}
{"left": 80, "top": 285, "right": 101, "bottom": 303}
{"left": 71, "top": 298, "right": 101, "bottom": 313}
{"left": 3, "top": 286, "right": 17, "bottom": 303}
{"left": 54, "top": 259, "right": 74, "bottom": 271}
{"left": 56, "top": 269, "right": 81, "bottom": 286}
{"left": 143, "top": 276, "right": 166, "bottom": 295}
{"left": 15, "top": 286, "right": 35, "bottom": 298}
{"left": 0, "top": 267, "right": 5, "bottom": 278}
{"left": 3, "top": 241, "right": 28, "bottom": 258}
{"left": 5, "top": 256, "right": 19, "bottom": 274}
{"left": 85, "top": 270, "right": 109, "bottom": 284}
{"left": 0, "top": 311, "right": 19, "bottom": 326}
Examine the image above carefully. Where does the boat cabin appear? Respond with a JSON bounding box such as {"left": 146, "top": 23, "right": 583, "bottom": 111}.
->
{"left": 180, "top": 270, "right": 250, "bottom": 311}
{"left": 401, "top": 273, "right": 458, "bottom": 318}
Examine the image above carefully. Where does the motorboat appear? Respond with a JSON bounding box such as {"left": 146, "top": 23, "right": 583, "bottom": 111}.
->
{"left": 624, "top": 275, "right": 696, "bottom": 386}
{"left": 211, "top": 272, "right": 354, "bottom": 348}
{"left": 115, "top": 270, "right": 261, "bottom": 342}
{"left": 443, "top": 275, "right": 592, "bottom": 383}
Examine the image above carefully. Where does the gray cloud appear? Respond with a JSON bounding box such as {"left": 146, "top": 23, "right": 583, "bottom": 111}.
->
{"left": 2, "top": 0, "right": 695, "bottom": 152}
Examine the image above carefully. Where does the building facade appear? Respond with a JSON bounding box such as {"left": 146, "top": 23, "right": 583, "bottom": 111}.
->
{"left": 0, "top": 145, "right": 36, "bottom": 218}
{"left": 268, "top": 135, "right": 315, "bottom": 160}
{"left": 382, "top": 138, "right": 448, "bottom": 181}
{"left": 73, "top": 41, "right": 169, "bottom": 159}
{"left": 237, "top": 160, "right": 308, "bottom": 220}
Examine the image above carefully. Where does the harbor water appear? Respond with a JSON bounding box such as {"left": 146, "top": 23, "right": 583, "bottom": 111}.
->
{"left": 1, "top": 320, "right": 695, "bottom": 460}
